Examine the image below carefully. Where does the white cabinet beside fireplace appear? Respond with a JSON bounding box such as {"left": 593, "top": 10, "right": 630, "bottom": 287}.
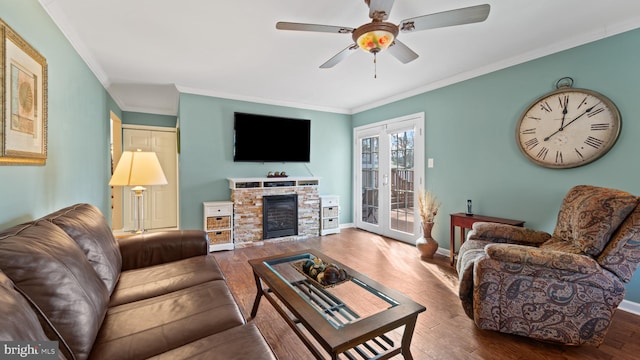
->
{"left": 320, "top": 195, "right": 340, "bottom": 235}
{"left": 203, "top": 201, "right": 234, "bottom": 252}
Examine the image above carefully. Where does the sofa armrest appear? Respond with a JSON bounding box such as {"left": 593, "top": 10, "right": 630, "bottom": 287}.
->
{"left": 468, "top": 222, "right": 552, "bottom": 245}
{"left": 118, "top": 230, "right": 208, "bottom": 271}
{"left": 484, "top": 243, "right": 601, "bottom": 274}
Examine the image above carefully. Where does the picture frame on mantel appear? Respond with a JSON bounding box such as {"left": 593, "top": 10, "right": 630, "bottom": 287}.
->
{"left": 0, "top": 19, "right": 48, "bottom": 165}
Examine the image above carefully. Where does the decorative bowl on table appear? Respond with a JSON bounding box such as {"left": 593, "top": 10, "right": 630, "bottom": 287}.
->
{"left": 292, "top": 256, "right": 349, "bottom": 288}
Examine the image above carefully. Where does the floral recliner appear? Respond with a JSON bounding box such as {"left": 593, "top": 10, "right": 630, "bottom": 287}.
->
{"left": 457, "top": 185, "right": 640, "bottom": 346}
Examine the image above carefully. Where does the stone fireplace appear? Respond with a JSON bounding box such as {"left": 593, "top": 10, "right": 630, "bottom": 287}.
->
{"left": 228, "top": 177, "right": 320, "bottom": 246}
{"left": 263, "top": 194, "right": 298, "bottom": 239}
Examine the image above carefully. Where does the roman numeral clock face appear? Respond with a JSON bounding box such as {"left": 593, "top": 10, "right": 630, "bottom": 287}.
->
{"left": 516, "top": 88, "right": 621, "bottom": 169}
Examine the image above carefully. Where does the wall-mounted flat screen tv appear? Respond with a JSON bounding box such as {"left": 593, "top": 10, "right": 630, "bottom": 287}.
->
{"left": 233, "top": 112, "right": 311, "bottom": 162}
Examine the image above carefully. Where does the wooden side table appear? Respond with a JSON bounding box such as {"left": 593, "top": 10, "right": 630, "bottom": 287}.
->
{"left": 449, "top": 213, "right": 525, "bottom": 266}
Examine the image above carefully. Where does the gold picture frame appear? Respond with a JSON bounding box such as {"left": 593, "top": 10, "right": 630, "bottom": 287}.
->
{"left": 0, "top": 19, "right": 48, "bottom": 165}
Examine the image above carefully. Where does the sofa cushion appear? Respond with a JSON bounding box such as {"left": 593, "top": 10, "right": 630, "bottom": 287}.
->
{"left": 147, "top": 323, "right": 277, "bottom": 360}
{"left": 109, "top": 255, "right": 225, "bottom": 306}
{"left": 539, "top": 236, "right": 585, "bottom": 254}
{"left": 0, "top": 270, "right": 71, "bottom": 360}
{"left": 90, "top": 280, "right": 245, "bottom": 359}
{"left": 44, "top": 203, "right": 122, "bottom": 294}
{"left": 598, "top": 206, "right": 640, "bottom": 282}
{"left": 553, "top": 185, "right": 638, "bottom": 256}
{"left": 0, "top": 220, "right": 109, "bottom": 360}
{"left": 0, "top": 269, "right": 47, "bottom": 340}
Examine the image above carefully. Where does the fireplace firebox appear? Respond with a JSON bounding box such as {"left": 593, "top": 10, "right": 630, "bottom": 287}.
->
{"left": 263, "top": 194, "right": 298, "bottom": 239}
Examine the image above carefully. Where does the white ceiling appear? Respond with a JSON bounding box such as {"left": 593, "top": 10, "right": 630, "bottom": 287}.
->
{"left": 40, "top": 0, "right": 640, "bottom": 115}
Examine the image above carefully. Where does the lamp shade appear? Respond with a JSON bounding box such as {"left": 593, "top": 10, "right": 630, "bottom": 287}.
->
{"left": 109, "top": 150, "right": 168, "bottom": 187}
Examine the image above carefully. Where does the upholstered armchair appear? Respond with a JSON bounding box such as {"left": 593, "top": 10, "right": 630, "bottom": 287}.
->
{"left": 457, "top": 185, "right": 640, "bottom": 346}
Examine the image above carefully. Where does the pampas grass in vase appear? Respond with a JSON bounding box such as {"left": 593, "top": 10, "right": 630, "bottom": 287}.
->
{"left": 417, "top": 189, "right": 440, "bottom": 259}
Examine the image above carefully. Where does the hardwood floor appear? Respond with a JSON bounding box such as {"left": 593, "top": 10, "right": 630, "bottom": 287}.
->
{"left": 212, "top": 228, "right": 640, "bottom": 360}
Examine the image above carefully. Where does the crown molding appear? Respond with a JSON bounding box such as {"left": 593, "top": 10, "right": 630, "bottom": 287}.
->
{"left": 351, "top": 17, "right": 640, "bottom": 114}
{"left": 39, "top": 0, "right": 110, "bottom": 87}
{"left": 40, "top": 0, "right": 640, "bottom": 117}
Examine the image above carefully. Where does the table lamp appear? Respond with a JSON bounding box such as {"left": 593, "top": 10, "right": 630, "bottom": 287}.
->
{"left": 109, "top": 149, "right": 168, "bottom": 233}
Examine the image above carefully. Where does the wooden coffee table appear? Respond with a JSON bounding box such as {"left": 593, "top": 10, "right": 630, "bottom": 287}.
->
{"left": 249, "top": 249, "right": 426, "bottom": 360}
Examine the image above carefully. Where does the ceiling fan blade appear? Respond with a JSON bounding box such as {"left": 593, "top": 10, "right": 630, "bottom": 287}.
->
{"left": 367, "top": 0, "right": 395, "bottom": 20}
{"left": 320, "top": 44, "right": 359, "bottom": 68}
{"left": 276, "top": 22, "right": 354, "bottom": 34}
{"left": 387, "top": 39, "right": 419, "bottom": 64}
{"left": 399, "top": 4, "right": 490, "bottom": 33}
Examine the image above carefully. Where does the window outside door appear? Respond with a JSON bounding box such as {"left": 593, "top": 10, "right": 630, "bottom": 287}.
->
{"left": 354, "top": 113, "right": 425, "bottom": 244}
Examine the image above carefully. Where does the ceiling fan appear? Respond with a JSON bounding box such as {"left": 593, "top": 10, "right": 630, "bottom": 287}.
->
{"left": 276, "top": 0, "right": 490, "bottom": 71}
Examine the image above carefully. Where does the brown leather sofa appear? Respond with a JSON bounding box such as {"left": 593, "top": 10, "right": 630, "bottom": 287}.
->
{"left": 0, "top": 203, "right": 277, "bottom": 360}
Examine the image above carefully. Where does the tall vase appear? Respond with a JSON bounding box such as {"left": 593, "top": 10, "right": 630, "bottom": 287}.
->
{"left": 416, "top": 222, "right": 438, "bottom": 259}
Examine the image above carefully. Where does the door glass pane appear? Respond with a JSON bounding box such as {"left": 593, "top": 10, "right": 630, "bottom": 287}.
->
{"left": 361, "top": 136, "right": 379, "bottom": 225}
{"left": 389, "top": 130, "right": 415, "bottom": 233}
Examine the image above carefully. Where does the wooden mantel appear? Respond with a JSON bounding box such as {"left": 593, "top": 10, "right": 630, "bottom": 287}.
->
{"left": 228, "top": 177, "right": 320, "bottom": 189}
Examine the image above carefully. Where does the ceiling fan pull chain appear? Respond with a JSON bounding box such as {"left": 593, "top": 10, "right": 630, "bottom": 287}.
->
{"left": 374, "top": 52, "right": 377, "bottom": 79}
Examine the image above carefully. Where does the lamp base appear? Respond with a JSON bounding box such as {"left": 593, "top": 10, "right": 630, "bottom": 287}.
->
{"left": 131, "top": 186, "right": 146, "bottom": 234}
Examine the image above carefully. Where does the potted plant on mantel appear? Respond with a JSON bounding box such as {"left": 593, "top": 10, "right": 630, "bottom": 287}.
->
{"left": 416, "top": 189, "right": 441, "bottom": 259}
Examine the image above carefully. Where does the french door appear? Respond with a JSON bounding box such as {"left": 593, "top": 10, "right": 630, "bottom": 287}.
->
{"left": 354, "top": 113, "right": 425, "bottom": 244}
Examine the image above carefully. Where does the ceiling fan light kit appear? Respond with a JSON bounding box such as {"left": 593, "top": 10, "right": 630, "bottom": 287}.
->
{"left": 276, "top": 1, "right": 490, "bottom": 75}
{"left": 353, "top": 22, "right": 398, "bottom": 53}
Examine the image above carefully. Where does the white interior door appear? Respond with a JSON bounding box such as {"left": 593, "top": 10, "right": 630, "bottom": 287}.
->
{"left": 354, "top": 113, "right": 424, "bottom": 244}
{"left": 123, "top": 126, "right": 178, "bottom": 231}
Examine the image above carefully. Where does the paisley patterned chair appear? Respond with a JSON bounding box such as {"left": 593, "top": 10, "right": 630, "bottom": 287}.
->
{"left": 457, "top": 185, "right": 640, "bottom": 346}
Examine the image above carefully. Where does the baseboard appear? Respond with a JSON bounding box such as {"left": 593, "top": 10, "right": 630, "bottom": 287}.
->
{"left": 439, "top": 248, "right": 640, "bottom": 314}
{"left": 619, "top": 300, "right": 640, "bottom": 315}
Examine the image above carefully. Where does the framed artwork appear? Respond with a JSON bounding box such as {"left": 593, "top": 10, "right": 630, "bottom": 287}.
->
{"left": 0, "top": 20, "right": 48, "bottom": 165}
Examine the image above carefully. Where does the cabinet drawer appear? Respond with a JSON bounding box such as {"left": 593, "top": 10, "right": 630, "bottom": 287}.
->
{"left": 322, "top": 197, "right": 339, "bottom": 206}
{"left": 205, "top": 205, "right": 231, "bottom": 217}
{"left": 207, "top": 230, "right": 231, "bottom": 245}
{"left": 206, "top": 216, "right": 231, "bottom": 230}
{"left": 322, "top": 207, "right": 338, "bottom": 218}
{"left": 322, "top": 218, "right": 338, "bottom": 229}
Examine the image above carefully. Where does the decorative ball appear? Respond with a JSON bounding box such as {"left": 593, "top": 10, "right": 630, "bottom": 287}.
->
{"left": 313, "top": 257, "right": 323, "bottom": 265}
{"left": 302, "top": 260, "right": 315, "bottom": 274}
{"left": 309, "top": 265, "right": 321, "bottom": 278}
{"left": 338, "top": 269, "right": 347, "bottom": 281}
{"left": 316, "top": 272, "right": 325, "bottom": 284}
{"left": 280, "top": 171, "right": 287, "bottom": 176}
{"left": 323, "top": 267, "right": 340, "bottom": 285}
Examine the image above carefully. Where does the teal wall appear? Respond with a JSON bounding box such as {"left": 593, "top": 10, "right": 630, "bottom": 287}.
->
{"left": 353, "top": 28, "right": 640, "bottom": 301}
{"left": 3, "top": 0, "right": 640, "bottom": 303}
{"left": 122, "top": 111, "right": 177, "bottom": 128}
{"left": 0, "top": 0, "right": 117, "bottom": 229}
{"left": 177, "top": 94, "right": 352, "bottom": 230}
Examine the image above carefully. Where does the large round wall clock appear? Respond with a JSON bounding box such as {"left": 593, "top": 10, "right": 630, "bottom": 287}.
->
{"left": 516, "top": 78, "right": 621, "bottom": 169}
